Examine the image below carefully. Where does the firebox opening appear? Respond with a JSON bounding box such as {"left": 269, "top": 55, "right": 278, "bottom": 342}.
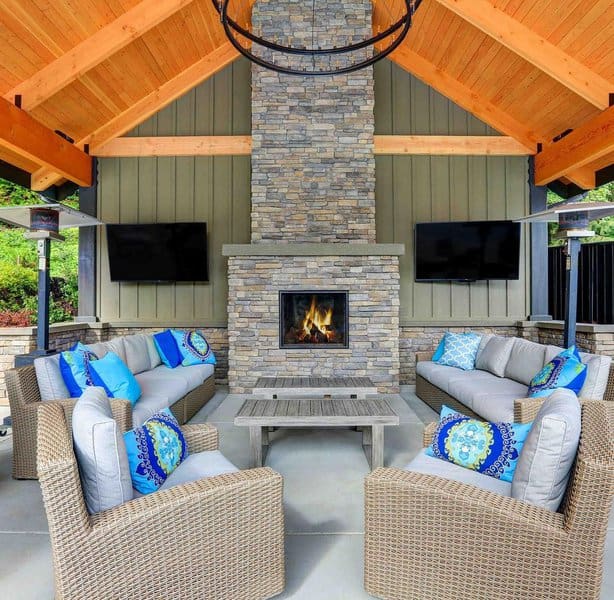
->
{"left": 280, "top": 291, "right": 349, "bottom": 349}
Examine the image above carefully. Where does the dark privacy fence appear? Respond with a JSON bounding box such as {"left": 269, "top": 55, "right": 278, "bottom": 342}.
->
{"left": 548, "top": 242, "right": 614, "bottom": 324}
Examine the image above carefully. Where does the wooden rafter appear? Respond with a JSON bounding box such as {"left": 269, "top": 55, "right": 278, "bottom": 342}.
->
{"left": 535, "top": 106, "right": 614, "bottom": 186}
{"left": 0, "top": 96, "right": 92, "bottom": 186}
{"left": 433, "top": 0, "right": 612, "bottom": 110}
{"left": 4, "top": 0, "right": 196, "bottom": 111}
{"left": 96, "top": 136, "right": 253, "bottom": 157}
{"left": 31, "top": 42, "right": 239, "bottom": 191}
{"left": 374, "top": 135, "right": 531, "bottom": 155}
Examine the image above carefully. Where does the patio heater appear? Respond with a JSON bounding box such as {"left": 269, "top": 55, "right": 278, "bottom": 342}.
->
{"left": 516, "top": 201, "right": 614, "bottom": 347}
{"left": 0, "top": 201, "right": 101, "bottom": 361}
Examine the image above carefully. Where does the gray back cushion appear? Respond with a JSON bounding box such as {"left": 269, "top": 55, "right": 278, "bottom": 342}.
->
{"left": 511, "top": 389, "right": 581, "bottom": 511}
{"left": 475, "top": 335, "right": 515, "bottom": 377}
{"left": 86, "top": 342, "right": 108, "bottom": 359}
{"left": 34, "top": 354, "right": 70, "bottom": 401}
{"left": 72, "top": 387, "right": 133, "bottom": 514}
{"left": 123, "top": 334, "right": 151, "bottom": 374}
{"left": 103, "top": 337, "right": 127, "bottom": 364}
{"left": 504, "top": 338, "right": 546, "bottom": 386}
{"left": 145, "top": 334, "right": 162, "bottom": 369}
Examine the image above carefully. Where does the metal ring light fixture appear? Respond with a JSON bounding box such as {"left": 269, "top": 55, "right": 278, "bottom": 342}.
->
{"left": 212, "top": 0, "right": 419, "bottom": 76}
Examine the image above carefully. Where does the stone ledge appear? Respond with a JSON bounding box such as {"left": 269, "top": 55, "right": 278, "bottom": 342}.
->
{"left": 222, "top": 243, "right": 405, "bottom": 257}
{"left": 533, "top": 320, "right": 614, "bottom": 334}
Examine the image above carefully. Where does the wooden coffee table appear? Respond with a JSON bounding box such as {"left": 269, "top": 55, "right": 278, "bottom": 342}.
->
{"left": 234, "top": 396, "right": 399, "bottom": 470}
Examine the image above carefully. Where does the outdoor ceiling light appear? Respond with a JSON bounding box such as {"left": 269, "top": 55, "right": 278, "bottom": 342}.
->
{"left": 212, "top": 0, "right": 421, "bottom": 76}
{"left": 516, "top": 201, "right": 614, "bottom": 347}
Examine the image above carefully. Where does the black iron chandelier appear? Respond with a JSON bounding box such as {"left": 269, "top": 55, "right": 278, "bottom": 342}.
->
{"left": 212, "top": 0, "right": 421, "bottom": 76}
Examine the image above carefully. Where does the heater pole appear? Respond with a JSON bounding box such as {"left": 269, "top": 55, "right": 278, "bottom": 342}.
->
{"left": 36, "top": 238, "right": 51, "bottom": 352}
{"left": 563, "top": 237, "right": 581, "bottom": 348}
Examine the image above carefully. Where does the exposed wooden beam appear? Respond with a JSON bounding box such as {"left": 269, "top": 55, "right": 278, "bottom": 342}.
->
{"left": 434, "top": 0, "right": 612, "bottom": 109}
{"left": 5, "top": 0, "right": 196, "bottom": 111}
{"left": 535, "top": 106, "right": 614, "bottom": 186}
{"left": 0, "top": 96, "right": 92, "bottom": 186}
{"left": 374, "top": 135, "right": 531, "bottom": 155}
{"left": 93, "top": 134, "right": 531, "bottom": 157}
{"left": 388, "top": 44, "right": 538, "bottom": 151}
{"left": 31, "top": 42, "right": 239, "bottom": 190}
{"left": 96, "top": 136, "right": 253, "bottom": 157}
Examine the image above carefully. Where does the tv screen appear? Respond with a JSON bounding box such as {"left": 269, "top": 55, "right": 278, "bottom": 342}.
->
{"left": 415, "top": 220, "right": 520, "bottom": 282}
{"left": 106, "top": 223, "right": 208, "bottom": 282}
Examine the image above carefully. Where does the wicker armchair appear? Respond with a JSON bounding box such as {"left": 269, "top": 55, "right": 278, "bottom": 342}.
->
{"left": 37, "top": 402, "right": 285, "bottom": 600}
{"left": 364, "top": 401, "right": 614, "bottom": 600}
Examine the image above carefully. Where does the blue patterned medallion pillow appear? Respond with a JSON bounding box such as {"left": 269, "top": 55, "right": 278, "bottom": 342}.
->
{"left": 153, "top": 329, "right": 182, "bottom": 369}
{"left": 88, "top": 351, "right": 141, "bottom": 405}
{"left": 123, "top": 408, "right": 188, "bottom": 494}
{"left": 435, "top": 332, "right": 481, "bottom": 371}
{"left": 171, "top": 329, "right": 216, "bottom": 366}
{"left": 59, "top": 342, "right": 98, "bottom": 397}
{"left": 528, "top": 346, "right": 587, "bottom": 398}
{"left": 426, "top": 405, "right": 532, "bottom": 482}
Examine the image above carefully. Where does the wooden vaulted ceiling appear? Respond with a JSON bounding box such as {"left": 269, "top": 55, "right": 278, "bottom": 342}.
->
{"left": 0, "top": 0, "right": 612, "bottom": 191}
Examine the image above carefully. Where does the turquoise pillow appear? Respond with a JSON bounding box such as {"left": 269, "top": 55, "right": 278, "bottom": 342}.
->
{"left": 528, "top": 346, "right": 587, "bottom": 398}
{"left": 432, "top": 336, "right": 446, "bottom": 361}
{"left": 88, "top": 352, "right": 141, "bottom": 405}
{"left": 153, "top": 329, "right": 182, "bottom": 368}
{"left": 435, "top": 332, "right": 481, "bottom": 371}
{"left": 171, "top": 329, "right": 216, "bottom": 367}
{"left": 59, "top": 342, "right": 98, "bottom": 398}
{"left": 426, "top": 405, "right": 532, "bottom": 482}
{"left": 123, "top": 409, "right": 188, "bottom": 494}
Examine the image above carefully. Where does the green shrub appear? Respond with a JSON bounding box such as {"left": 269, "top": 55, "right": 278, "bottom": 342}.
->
{"left": 0, "top": 263, "right": 37, "bottom": 312}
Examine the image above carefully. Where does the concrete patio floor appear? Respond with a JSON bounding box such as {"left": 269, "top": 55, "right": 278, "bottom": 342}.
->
{"left": 0, "top": 387, "right": 612, "bottom": 599}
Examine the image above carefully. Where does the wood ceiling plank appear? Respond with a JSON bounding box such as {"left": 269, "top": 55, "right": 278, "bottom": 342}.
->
{"left": 6, "top": 0, "right": 196, "bottom": 111}
{"left": 434, "top": 0, "right": 612, "bottom": 109}
{"left": 0, "top": 95, "right": 92, "bottom": 185}
{"left": 535, "top": 106, "right": 614, "bottom": 186}
{"left": 31, "top": 42, "right": 240, "bottom": 190}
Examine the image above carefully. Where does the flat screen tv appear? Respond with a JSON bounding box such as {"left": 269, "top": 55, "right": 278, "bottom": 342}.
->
{"left": 106, "top": 223, "right": 208, "bottom": 282}
{"left": 415, "top": 220, "right": 520, "bottom": 282}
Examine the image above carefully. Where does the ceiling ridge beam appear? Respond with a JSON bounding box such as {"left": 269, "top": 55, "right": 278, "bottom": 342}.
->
{"left": 5, "top": 0, "right": 196, "bottom": 111}
{"left": 31, "top": 42, "right": 239, "bottom": 190}
{"left": 535, "top": 105, "right": 614, "bottom": 186}
{"left": 0, "top": 96, "right": 92, "bottom": 186}
{"left": 434, "top": 0, "right": 612, "bottom": 109}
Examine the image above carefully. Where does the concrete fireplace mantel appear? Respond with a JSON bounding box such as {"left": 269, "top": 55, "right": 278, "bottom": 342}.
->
{"left": 222, "top": 243, "right": 405, "bottom": 257}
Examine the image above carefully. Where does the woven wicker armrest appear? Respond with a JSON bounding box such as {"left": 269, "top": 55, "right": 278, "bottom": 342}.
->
{"left": 180, "top": 423, "right": 218, "bottom": 452}
{"left": 514, "top": 397, "right": 545, "bottom": 423}
{"left": 422, "top": 422, "right": 437, "bottom": 447}
{"left": 415, "top": 351, "right": 432, "bottom": 363}
{"left": 366, "top": 467, "right": 564, "bottom": 532}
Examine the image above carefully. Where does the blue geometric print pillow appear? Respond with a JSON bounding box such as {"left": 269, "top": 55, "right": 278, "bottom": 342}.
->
{"left": 123, "top": 409, "right": 188, "bottom": 495}
{"left": 425, "top": 405, "right": 532, "bottom": 482}
{"left": 171, "top": 329, "right": 216, "bottom": 367}
{"left": 435, "top": 332, "right": 481, "bottom": 371}
{"left": 528, "top": 346, "right": 587, "bottom": 399}
{"left": 59, "top": 342, "right": 98, "bottom": 397}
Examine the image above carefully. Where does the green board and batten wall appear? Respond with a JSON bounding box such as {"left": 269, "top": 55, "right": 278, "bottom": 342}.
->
{"left": 97, "top": 58, "right": 530, "bottom": 326}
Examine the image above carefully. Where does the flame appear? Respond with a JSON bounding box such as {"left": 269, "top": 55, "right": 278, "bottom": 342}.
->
{"left": 299, "top": 295, "right": 335, "bottom": 342}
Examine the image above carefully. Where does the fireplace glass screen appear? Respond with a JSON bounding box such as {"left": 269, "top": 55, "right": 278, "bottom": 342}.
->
{"left": 280, "top": 291, "right": 349, "bottom": 349}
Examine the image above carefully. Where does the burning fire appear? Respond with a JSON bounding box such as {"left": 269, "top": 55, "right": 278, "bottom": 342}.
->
{"left": 298, "top": 295, "right": 335, "bottom": 343}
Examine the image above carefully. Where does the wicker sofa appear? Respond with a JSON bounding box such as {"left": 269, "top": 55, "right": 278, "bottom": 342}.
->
{"left": 415, "top": 335, "right": 614, "bottom": 423}
{"left": 37, "top": 401, "right": 285, "bottom": 600}
{"left": 364, "top": 399, "right": 614, "bottom": 600}
{"left": 7, "top": 332, "right": 216, "bottom": 479}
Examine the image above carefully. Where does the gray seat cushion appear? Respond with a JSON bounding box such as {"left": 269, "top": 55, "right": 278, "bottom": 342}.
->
{"left": 131, "top": 394, "right": 173, "bottom": 427}
{"left": 159, "top": 450, "right": 238, "bottom": 491}
{"left": 404, "top": 450, "right": 511, "bottom": 497}
{"left": 504, "top": 338, "right": 546, "bottom": 386}
{"left": 470, "top": 378, "right": 529, "bottom": 423}
{"left": 34, "top": 354, "right": 70, "bottom": 401}
{"left": 416, "top": 361, "right": 464, "bottom": 393}
{"left": 123, "top": 334, "right": 151, "bottom": 375}
{"left": 71, "top": 387, "right": 133, "bottom": 514}
{"left": 135, "top": 370, "right": 190, "bottom": 400}
{"left": 475, "top": 335, "right": 515, "bottom": 377}
{"left": 150, "top": 364, "right": 214, "bottom": 390}
{"left": 446, "top": 370, "right": 518, "bottom": 412}
{"left": 511, "top": 389, "right": 581, "bottom": 511}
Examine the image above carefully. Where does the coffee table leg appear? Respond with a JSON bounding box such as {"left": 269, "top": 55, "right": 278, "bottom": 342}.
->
{"left": 362, "top": 426, "right": 372, "bottom": 446}
{"left": 371, "top": 425, "right": 384, "bottom": 470}
{"left": 249, "top": 426, "right": 263, "bottom": 467}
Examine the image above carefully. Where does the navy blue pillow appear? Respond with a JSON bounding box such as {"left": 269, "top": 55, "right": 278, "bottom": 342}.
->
{"left": 153, "top": 329, "right": 182, "bottom": 369}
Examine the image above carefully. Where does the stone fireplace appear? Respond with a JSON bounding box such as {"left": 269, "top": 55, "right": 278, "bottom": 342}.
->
{"left": 223, "top": 0, "right": 403, "bottom": 393}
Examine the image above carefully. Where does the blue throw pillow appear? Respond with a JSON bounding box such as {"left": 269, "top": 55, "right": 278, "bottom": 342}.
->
{"left": 153, "top": 329, "right": 182, "bottom": 368}
{"left": 59, "top": 342, "right": 98, "bottom": 398}
{"left": 426, "top": 405, "right": 532, "bottom": 482}
{"left": 528, "top": 346, "right": 587, "bottom": 398}
{"left": 432, "top": 336, "right": 446, "bottom": 361}
{"left": 124, "top": 409, "right": 188, "bottom": 494}
{"left": 435, "top": 332, "right": 481, "bottom": 371}
{"left": 88, "top": 352, "right": 141, "bottom": 405}
{"left": 171, "top": 329, "right": 216, "bottom": 367}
